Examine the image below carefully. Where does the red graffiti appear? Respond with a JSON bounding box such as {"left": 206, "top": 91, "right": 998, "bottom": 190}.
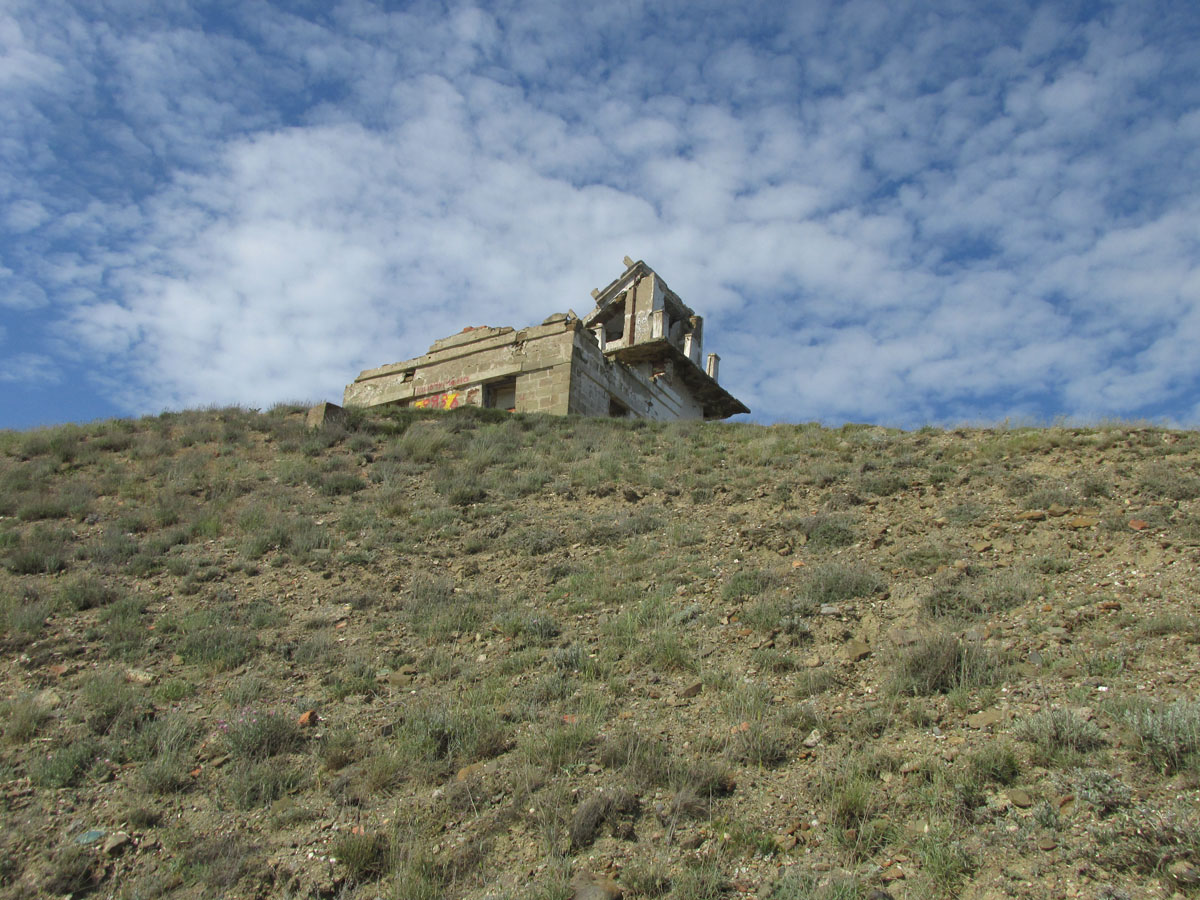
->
{"left": 413, "top": 391, "right": 462, "bottom": 410}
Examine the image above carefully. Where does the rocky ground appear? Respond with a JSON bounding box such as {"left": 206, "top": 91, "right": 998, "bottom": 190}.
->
{"left": 0, "top": 406, "right": 1198, "bottom": 900}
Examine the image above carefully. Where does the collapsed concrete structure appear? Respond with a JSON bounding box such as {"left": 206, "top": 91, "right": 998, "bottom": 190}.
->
{"left": 343, "top": 258, "right": 749, "bottom": 421}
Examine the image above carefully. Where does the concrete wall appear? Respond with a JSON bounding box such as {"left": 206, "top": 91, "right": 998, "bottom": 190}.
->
{"left": 344, "top": 321, "right": 578, "bottom": 415}
{"left": 567, "top": 330, "right": 705, "bottom": 421}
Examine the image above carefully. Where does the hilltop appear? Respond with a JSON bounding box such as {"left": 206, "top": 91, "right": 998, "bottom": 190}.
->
{"left": 0, "top": 407, "right": 1198, "bottom": 900}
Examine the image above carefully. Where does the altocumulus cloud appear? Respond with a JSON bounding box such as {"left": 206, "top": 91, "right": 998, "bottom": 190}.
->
{"left": 1, "top": 0, "right": 1198, "bottom": 427}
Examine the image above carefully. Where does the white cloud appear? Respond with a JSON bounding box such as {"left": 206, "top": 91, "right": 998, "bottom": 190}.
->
{"left": 0, "top": 352, "right": 59, "bottom": 384}
{"left": 0, "top": 0, "right": 1197, "bottom": 427}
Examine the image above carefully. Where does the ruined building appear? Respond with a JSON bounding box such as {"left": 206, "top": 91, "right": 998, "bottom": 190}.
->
{"left": 343, "top": 258, "right": 749, "bottom": 421}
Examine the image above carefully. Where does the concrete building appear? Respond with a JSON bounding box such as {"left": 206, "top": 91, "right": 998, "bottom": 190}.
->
{"left": 343, "top": 258, "right": 749, "bottom": 421}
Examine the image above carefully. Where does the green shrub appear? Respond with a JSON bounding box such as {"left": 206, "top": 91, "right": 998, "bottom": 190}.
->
{"left": 722, "top": 569, "right": 780, "bottom": 602}
{"left": 30, "top": 739, "right": 99, "bottom": 787}
{"left": 59, "top": 576, "right": 118, "bottom": 611}
{"left": 1140, "top": 463, "right": 1200, "bottom": 501}
{"left": 1015, "top": 708, "right": 1106, "bottom": 765}
{"left": 891, "top": 633, "right": 997, "bottom": 696}
{"left": 226, "top": 760, "right": 301, "bottom": 808}
{"left": 799, "top": 563, "right": 885, "bottom": 605}
{"left": 222, "top": 708, "right": 304, "bottom": 759}
{"left": 333, "top": 831, "right": 393, "bottom": 883}
{"left": 1124, "top": 700, "right": 1200, "bottom": 774}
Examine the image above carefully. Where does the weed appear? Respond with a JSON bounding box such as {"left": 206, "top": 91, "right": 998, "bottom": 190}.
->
{"left": 30, "top": 738, "right": 99, "bottom": 787}
{"left": 793, "top": 513, "right": 858, "bottom": 548}
{"left": 43, "top": 845, "right": 97, "bottom": 896}
{"left": 799, "top": 563, "right": 885, "bottom": 605}
{"left": 768, "top": 871, "right": 865, "bottom": 899}
{"left": 1, "top": 693, "right": 49, "bottom": 744}
{"left": 722, "top": 568, "right": 779, "bottom": 602}
{"left": 333, "top": 831, "right": 392, "bottom": 882}
{"left": 226, "top": 759, "right": 301, "bottom": 808}
{"left": 965, "top": 742, "right": 1020, "bottom": 786}
{"left": 1015, "top": 708, "right": 1106, "bottom": 766}
{"left": 174, "top": 614, "right": 258, "bottom": 670}
{"left": 4, "top": 524, "right": 72, "bottom": 574}
{"left": 59, "top": 575, "right": 119, "bottom": 611}
{"left": 914, "top": 824, "right": 976, "bottom": 897}
{"left": 1074, "top": 769, "right": 1131, "bottom": 816}
{"left": 1095, "top": 802, "right": 1200, "bottom": 883}
{"left": 222, "top": 707, "right": 304, "bottom": 759}
{"left": 891, "top": 632, "right": 997, "bottom": 695}
{"left": 1123, "top": 700, "right": 1200, "bottom": 774}
{"left": 1139, "top": 463, "right": 1200, "bottom": 501}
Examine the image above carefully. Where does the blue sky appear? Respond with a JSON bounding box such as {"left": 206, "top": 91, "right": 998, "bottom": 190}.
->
{"left": 2, "top": 0, "right": 1199, "bottom": 429}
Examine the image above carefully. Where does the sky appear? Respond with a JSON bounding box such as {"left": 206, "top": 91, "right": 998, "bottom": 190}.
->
{"left": 2, "top": 0, "right": 1199, "bottom": 430}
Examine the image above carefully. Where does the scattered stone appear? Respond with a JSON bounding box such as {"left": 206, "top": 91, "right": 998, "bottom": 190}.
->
{"left": 297, "top": 709, "right": 319, "bottom": 727}
{"left": 103, "top": 832, "right": 131, "bottom": 856}
{"left": 1097, "top": 600, "right": 1122, "bottom": 611}
{"left": 570, "top": 870, "right": 623, "bottom": 900}
{"left": 1128, "top": 519, "right": 1150, "bottom": 531}
{"left": 678, "top": 831, "right": 704, "bottom": 850}
{"left": 679, "top": 681, "right": 703, "bottom": 699}
{"left": 75, "top": 829, "right": 105, "bottom": 846}
{"left": 456, "top": 761, "right": 488, "bottom": 782}
{"left": 1169, "top": 860, "right": 1200, "bottom": 887}
{"left": 966, "top": 709, "right": 1005, "bottom": 729}
{"left": 818, "top": 604, "right": 841, "bottom": 616}
{"left": 773, "top": 833, "right": 797, "bottom": 851}
{"left": 802, "top": 729, "right": 822, "bottom": 749}
{"left": 1066, "top": 516, "right": 1098, "bottom": 529}
{"left": 306, "top": 402, "right": 345, "bottom": 429}
{"left": 1009, "top": 789, "right": 1033, "bottom": 809}
{"left": 123, "top": 668, "right": 155, "bottom": 685}
{"left": 1037, "top": 836, "right": 1058, "bottom": 851}
{"left": 1047, "top": 503, "right": 1070, "bottom": 517}
{"left": 843, "top": 639, "right": 871, "bottom": 661}
{"left": 971, "top": 541, "right": 993, "bottom": 552}
{"left": 1017, "top": 510, "right": 1047, "bottom": 521}
{"left": 804, "top": 655, "right": 823, "bottom": 668}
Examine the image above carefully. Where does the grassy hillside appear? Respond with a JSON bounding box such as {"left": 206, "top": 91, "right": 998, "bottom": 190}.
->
{"left": 1, "top": 406, "right": 1198, "bottom": 900}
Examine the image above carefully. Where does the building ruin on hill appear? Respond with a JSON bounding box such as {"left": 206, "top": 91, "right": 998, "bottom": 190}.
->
{"left": 343, "top": 257, "right": 749, "bottom": 421}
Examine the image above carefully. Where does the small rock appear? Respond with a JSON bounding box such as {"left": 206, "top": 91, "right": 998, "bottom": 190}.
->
{"left": 1047, "top": 503, "right": 1070, "bottom": 517}
{"left": 679, "top": 681, "right": 703, "bottom": 699}
{"left": 1009, "top": 788, "right": 1033, "bottom": 808}
{"left": 125, "top": 668, "right": 155, "bottom": 685}
{"left": 297, "top": 709, "right": 319, "bottom": 727}
{"left": 103, "top": 832, "right": 131, "bottom": 856}
{"left": 843, "top": 639, "right": 871, "bottom": 661}
{"left": 818, "top": 604, "right": 841, "bottom": 616}
{"left": 773, "top": 833, "right": 797, "bottom": 851}
{"left": 966, "top": 709, "right": 1005, "bottom": 729}
{"left": 887, "top": 627, "right": 920, "bottom": 647}
{"left": 74, "top": 829, "right": 106, "bottom": 846}
{"left": 971, "top": 541, "right": 993, "bottom": 552}
{"left": 1017, "top": 510, "right": 1047, "bottom": 521}
{"left": 1128, "top": 519, "right": 1149, "bottom": 531}
{"left": 456, "top": 761, "right": 489, "bottom": 782}
{"left": 1066, "top": 516, "right": 1098, "bottom": 529}
{"left": 570, "top": 869, "right": 623, "bottom": 900}
{"left": 803, "top": 729, "right": 822, "bottom": 749}
{"left": 1169, "top": 859, "right": 1200, "bottom": 886}
{"left": 804, "top": 655, "right": 823, "bottom": 668}
{"left": 1037, "top": 836, "right": 1058, "bottom": 851}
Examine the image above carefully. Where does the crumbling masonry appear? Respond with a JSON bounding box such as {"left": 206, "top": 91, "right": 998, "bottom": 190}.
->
{"left": 343, "top": 258, "right": 749, "bottom": 421}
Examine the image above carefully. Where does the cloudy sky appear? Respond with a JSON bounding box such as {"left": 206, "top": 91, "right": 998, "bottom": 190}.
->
{"left": 2, "top": 1, "right": 1198, "bottom": 429}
